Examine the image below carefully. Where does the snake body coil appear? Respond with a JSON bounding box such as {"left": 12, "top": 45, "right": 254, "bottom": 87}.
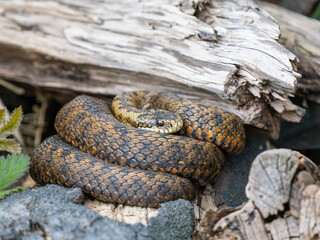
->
{"left": 30, "top": 91, "right": 245, "bottom": 207}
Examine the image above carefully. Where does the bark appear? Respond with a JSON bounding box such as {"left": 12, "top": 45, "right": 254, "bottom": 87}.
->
{"left": 258, "top": 2, "right": 320, "bottom": 104}
{"left": 0, "top": 0, "right": 304, "bottom": 138}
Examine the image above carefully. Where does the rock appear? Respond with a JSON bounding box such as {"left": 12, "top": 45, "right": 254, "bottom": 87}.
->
{"left": 148, "top": 199, "right": 194, "bottom": 240}
{"left": 0, "top": 185, "right": 194, "bottom": 240}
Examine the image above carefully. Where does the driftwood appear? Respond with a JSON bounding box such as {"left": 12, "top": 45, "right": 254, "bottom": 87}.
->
{"left": 258, "top": 2, "right": 320, "bottom": 104}
{"left": 199, "top": 149, "right": 320, "bottom": 239}
{"left": 0, "top": 0, "right": 304, "bottom": 138}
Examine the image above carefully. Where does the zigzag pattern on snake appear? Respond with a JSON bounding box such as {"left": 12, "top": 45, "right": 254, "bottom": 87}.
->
{"left": 29, "top": 91, "right": 245, "bottom": 207}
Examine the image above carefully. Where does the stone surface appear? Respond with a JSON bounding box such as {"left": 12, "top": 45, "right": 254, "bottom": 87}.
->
{"left": 0, "top": 185, "right": 194, "bottom": 240}
{"left": 148, "top": 199, "right": 194, "bottom": 240}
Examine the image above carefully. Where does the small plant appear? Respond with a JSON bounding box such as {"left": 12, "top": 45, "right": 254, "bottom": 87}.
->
{"left": 311, "top": 2, "right": 320, "bottom": 19}
{"left": 0, "top": 106, "right": 22, "bottom": 153}
{"left": 0, "top": 105, "right": 30, "bottom": 199}
{"left": 0, "top": 154, "right": 30, "bottom": 199}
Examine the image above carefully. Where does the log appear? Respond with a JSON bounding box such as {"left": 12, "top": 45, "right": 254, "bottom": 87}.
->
{"left": 199, "top": 149, "right": 320, "bottom": 239}
{"left": 0, "top": 0, "right": 304, "bottom": 138}
{"left": 258, "top": 2, "right": 320, "bottom": 104}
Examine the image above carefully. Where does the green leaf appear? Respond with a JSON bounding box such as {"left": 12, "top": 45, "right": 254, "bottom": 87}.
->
{"left": 0, "top": 106, "right": 22, "bottom": 137}
{"left": 0, "top": 186, "right": 27, "bottom": 199}
{"left": 311, "top": 3, "right": 320, "bottom": 19}
{"left": 0, "top": 138, "right": 21, "bottom": 153}
{"left": 0, "top": 154, "right": 30, "bottom": 191}
{"left": 0, "top": 109, "right": 6, "bottom": 125}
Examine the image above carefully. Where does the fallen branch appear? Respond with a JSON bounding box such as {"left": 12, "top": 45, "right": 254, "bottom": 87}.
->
{"left": 0, "top": 0, "right": 304, "bottom": 138}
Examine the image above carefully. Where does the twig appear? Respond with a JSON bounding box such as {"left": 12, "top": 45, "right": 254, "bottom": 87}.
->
{"left": 0, "top": 78, "right": 25, "bottom": 95}
{"left": 33, "top": 90, "right": 48, "bottom": 148}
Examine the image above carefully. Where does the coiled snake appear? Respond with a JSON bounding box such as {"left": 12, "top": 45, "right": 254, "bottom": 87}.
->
{"left": 30, "top": 91, "right": 245, "bottom": 207}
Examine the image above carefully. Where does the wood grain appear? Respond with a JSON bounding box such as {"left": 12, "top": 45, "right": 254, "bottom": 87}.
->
{"left": 258, "top": 2, "right": 320, "bottom": 104}
{"left": 0, "top": 0, "right": 304, "bottom": 137}
{"left": 200, "top": 149, "right": 320, "bottom": 239}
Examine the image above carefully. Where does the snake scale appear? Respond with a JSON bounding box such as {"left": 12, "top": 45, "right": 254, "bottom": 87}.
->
{"left": 30, "top": 91, "right": 245, "bottom": 207}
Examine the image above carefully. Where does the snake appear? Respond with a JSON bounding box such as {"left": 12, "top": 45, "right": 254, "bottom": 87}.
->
{"left": 29, "top": 91, "right": 245, "bottom": 208}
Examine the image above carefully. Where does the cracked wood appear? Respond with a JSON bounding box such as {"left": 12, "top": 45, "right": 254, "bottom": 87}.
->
{"left": 199, "top": 149, "right": 320, "bottom": 240}
{"left": 258, "top": 2, "right": 320, "bottom": 104}
{"left": 0, "top": 0, "right": 304, "bottom": 137}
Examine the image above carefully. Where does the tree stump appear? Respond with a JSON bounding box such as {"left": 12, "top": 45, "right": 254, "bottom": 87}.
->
{"left": 199, "top": 149, "right": 320, "bottom": 239}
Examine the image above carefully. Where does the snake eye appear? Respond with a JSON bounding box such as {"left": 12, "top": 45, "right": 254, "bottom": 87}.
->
{"left": 157, "top": 120, "right": 164, "bottom": 126}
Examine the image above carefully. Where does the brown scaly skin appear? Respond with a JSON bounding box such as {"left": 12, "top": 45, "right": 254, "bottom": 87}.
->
{"left": 30, "top": 92, "right": 245, "bottom": 207}
{"left": 30, "top": 136, "right": 195, "bottom": 207}
{"left": 113, "top": 91, "right": 245, "bottom": 154}
{"left": 54, "top": 95, "right": 224, "bottom": 185}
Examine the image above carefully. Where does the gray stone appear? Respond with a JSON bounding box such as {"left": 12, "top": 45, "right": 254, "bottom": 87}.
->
{"left": 0, "top": 185, "right": 194, "bottom": 240}
{"left": 148, "top": 199, "right": 194, "bottom": 240}
{"left": 0, "top": 185, "right": 85, "bottom": 240}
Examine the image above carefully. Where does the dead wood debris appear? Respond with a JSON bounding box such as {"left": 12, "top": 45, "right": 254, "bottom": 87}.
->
{"left": 198, "top": 149, "right": 320, "bottom": 240}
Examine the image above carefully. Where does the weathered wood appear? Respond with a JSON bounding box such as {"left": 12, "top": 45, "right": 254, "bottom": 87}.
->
{"left": 0, "top": 0, "right": 304, "bottom": 138}
{"left": 246, "top": 149, "right": 299, "bottom": 218}
{"left": 199, "top": 149, "right": 320, "bottom": 239}
{"left": 258, "top": 2, "right": 320, "bottom": 104}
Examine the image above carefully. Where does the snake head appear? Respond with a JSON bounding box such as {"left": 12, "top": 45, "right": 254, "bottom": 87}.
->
{"left": 136, "top": 109, "right": 183, "bottom": 134}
